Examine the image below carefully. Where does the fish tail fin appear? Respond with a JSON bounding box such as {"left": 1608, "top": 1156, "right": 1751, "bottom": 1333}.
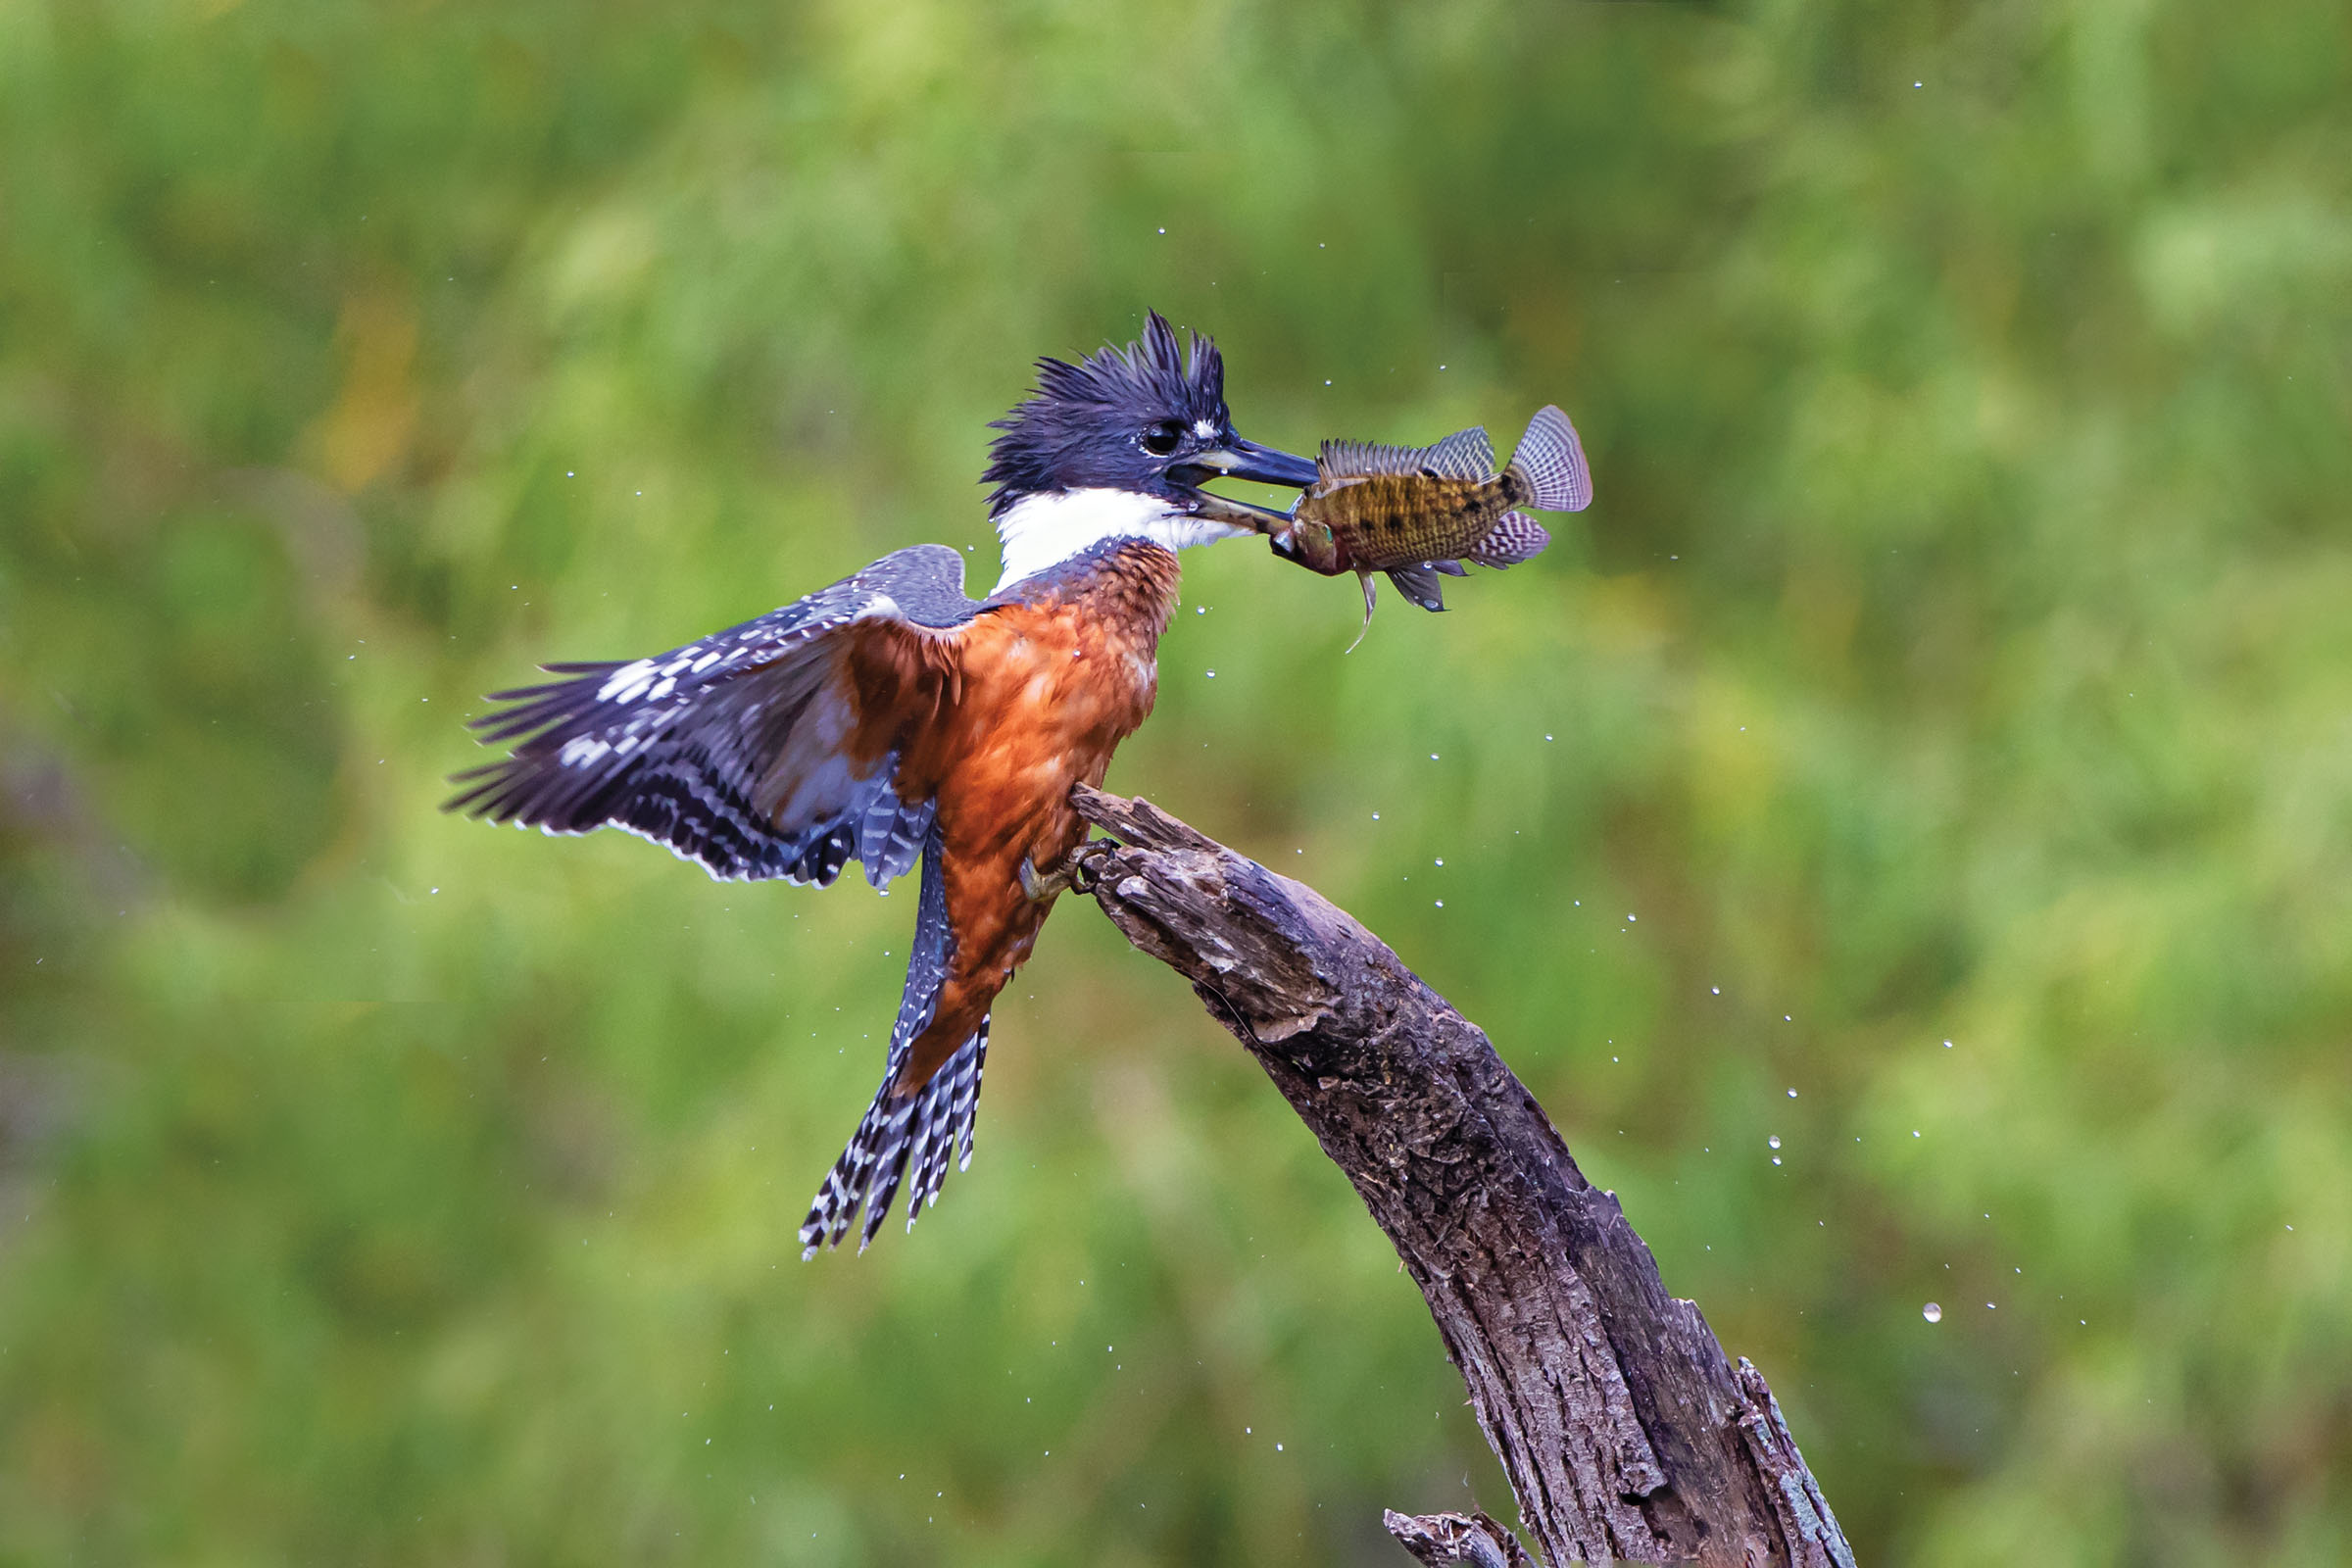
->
{"left": 1505, "top": 405, "right": 1592, "bottom": 513}
{"left": 1386, "top": 564, "right": 1448, "bottom": 613}
{"left": 1467, "top": 512, "right": 1552, "bottom": 567}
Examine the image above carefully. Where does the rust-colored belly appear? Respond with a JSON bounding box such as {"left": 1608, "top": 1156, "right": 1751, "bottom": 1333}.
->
{"left": 884, "top": 590, "right": 1166, "bottom": 1092}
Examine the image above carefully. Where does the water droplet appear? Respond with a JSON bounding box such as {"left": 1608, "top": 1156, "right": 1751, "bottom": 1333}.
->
{"left": 1787, "top": 1088, "right": 1797, "bottom": 1098}
{"left": 1627, "top": 913, "right": 1637, "bottom": 922}
{"left": 1923, "top": 1302, "right": 1942, "bottom": 1323}
{"left": 1205, "top": 669, "right": 1216, "bottom": 678}
{"left": 1434, "top": 858, "right": 1444, "bottom": 866}
{"left": 1434, "top": 900, "right": 1444, "bottom": 908}
{"left": 1768, "top": 1136, "right": 1782, "bottom": 1150}
{"left": 1710, "top": 986, "right": 1720, "bottom": 995}
{"left": 1771, "top": 1156, "right": 1782, "bottom": 1166}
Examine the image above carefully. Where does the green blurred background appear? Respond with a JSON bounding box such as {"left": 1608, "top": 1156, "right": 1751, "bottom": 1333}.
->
{"left": 3, "top": 0, "right": 2348, "bottom": 1562}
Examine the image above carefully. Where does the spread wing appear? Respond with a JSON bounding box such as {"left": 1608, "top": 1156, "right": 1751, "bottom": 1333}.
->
{"left": 445, "top": 544, "right": 981, "bottom": 886}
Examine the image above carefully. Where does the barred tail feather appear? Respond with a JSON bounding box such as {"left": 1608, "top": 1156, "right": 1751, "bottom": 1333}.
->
{"left": 798, "top": 1021, "right": 990, "bottom": 1256}
{"left": 797, "top": 820, "right": 992, "bottom": 1257}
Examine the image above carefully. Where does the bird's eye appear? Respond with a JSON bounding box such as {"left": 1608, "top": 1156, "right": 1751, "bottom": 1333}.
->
{"left": 1142, "top": 420, "right": 1184, "bottom": 456}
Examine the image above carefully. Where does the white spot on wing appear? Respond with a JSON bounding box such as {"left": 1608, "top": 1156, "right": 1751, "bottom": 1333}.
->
{"left": 598, "top": 659, "right": 657, "bottom": 701}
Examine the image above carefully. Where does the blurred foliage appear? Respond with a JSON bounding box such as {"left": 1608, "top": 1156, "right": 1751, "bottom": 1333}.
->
{"left": 3, "top": 0, "right": 2349, "bottom": 1562}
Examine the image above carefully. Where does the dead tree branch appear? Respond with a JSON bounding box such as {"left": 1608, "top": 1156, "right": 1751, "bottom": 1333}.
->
{"left": 1069, "top": 787, "right": 1854, "bottom": 1568}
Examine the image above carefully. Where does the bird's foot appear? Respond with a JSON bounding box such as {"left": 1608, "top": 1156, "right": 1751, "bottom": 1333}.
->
{"left": 1019, "top": 842, "right": 1102, "bottom": 904}
{"left": 1017, "top": 858, "right": 1063, "bottom": 903}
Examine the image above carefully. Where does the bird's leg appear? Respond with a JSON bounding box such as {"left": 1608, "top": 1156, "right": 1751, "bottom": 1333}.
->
{"left": 1019, "top": 840, "right": 1102, "bottom": 904}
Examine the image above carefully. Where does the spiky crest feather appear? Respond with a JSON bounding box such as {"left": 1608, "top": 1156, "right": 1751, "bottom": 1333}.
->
{"left": 982, "top": 311, "right": 1230, "bottom": 515}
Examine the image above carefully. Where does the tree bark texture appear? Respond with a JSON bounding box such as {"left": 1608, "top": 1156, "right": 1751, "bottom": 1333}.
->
{"left": 1068, "top": 788, "right": 1855, "bottom": 1568}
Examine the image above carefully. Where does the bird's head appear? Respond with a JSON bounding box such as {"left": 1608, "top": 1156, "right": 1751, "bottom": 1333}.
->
{"left": 983, "top": 311, "right": 1314, "bottom": 590}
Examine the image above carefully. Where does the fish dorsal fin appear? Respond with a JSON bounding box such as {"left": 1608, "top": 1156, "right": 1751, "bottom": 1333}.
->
{"left": 1318, "top": 439, "right": 1428, "bottom": 478}
{"left": 1421, "top": 426, "right": 1495, "bottom": 481}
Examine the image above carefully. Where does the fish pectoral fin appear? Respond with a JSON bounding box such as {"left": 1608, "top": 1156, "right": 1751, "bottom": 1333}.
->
{"left": 1386, "top": 564, "right": 1449, "bottom": 612}
{"left": 1430, "top": 560, "right": 1467, "bottom": 576}
{"left": 1344, "top": 570, "right": 1379, "bottom": 654}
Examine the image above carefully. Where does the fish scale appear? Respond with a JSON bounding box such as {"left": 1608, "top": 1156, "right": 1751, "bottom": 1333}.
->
{"left": 1308, "top": 467, "right": 1538, "bottom": 565}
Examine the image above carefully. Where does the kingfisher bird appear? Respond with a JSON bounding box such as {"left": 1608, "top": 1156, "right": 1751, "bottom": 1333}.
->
{"left": 446, "top": 312, "right": 1315, "bottom": 1254}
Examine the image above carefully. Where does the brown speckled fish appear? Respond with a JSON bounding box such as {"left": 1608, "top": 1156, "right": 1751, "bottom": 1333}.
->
{"left": 1270, "top": 405, "right": 1592, "bottom": 649}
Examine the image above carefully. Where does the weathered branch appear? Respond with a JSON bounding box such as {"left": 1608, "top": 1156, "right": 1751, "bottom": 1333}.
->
{"left": 1069, "top": 788, "right": 1854, "bottom": 1568}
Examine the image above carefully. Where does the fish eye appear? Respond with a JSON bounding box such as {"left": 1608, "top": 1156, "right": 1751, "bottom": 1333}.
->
{"left": 1142, "top": 420, "right": 1184, "bottom": 456}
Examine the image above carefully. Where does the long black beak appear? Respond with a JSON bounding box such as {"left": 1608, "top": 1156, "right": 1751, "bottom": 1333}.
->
{"left": 1177, "top": 434, "right": 1318, "bottom": 531}
{"left": 1185, "top": 435, "right": 1318, "bottom": 489}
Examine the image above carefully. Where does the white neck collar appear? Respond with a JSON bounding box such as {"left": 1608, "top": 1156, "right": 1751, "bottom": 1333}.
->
{"left": 991, "top": 488, "right": 1251, "bottom": 594}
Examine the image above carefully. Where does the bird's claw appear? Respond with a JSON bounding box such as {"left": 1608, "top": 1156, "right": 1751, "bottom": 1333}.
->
{"left": 1020, "top": 842, "right": 1104, "bottom": 904}
{"left": 1017, "top": 858, "right": 1063, "bottom": 903}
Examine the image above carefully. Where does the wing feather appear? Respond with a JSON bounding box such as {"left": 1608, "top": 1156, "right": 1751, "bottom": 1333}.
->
{"left": 445, "top": 544, "right": 978, "bottom": 887}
